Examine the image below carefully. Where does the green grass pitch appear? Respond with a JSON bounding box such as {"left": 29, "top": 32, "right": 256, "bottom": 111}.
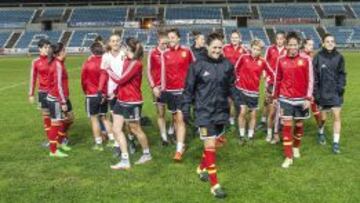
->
{"left": 0, "top": 52, "right": 359, "bottom": 202}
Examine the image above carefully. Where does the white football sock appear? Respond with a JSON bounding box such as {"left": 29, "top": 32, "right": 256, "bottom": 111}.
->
{"left": 176, "top": 142, "right": 184, "bottom": 152}
{"left": 333, "top": 133, "right": 340, "bottom": 143}
{"left": 95, "top": 137, "right": 103, "bottom": 144}
{"left": 239, "top": 128, "right": 245, "bottom": 138}
{"left": 248, "top": 129, "right": 254, "bottom": 138}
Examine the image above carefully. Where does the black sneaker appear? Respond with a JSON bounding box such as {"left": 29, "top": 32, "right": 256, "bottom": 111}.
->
{"left": 317, "top": 133, "right": 326, "bottom": 145}
{"left": 161, "top": 140, "right": 170, "bottom": 147}
{"left": 211, "top": 185, "right": 227, "bottom": 199}
{"left": 197, "top": 166, "right": 209, "bottom": 182}
{"left": 169, "top": 133, "right": 177, "bottom": 145}
{"left": 332, "top": 142, "right": 341, "bottom": 154}
{"left": 128, "top": 140, "right": 136, "bottom": 154}
{"left": 113, "top": 146, "right": 121, "bottom": 159}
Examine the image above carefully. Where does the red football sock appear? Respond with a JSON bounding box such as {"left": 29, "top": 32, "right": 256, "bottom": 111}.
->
{"left": 49, "top": 123, "right": 60, "bottom": 153}
{"left": 204, "top": 148, "right": 218, "bottom": 186}
{"left": 57, "top": 121, "right": 66, "bottom": 144}
{"left": 311, "top": 102, "right": 321, "bottom": 126}
{"left": 282, "top": 123, "right": 293, "bottom": 158}
{"left": 293, "top": 124, "right": 304, "bottom": 148}
{"left": 199, "top": 151, "right": 207, "bottom": 170}
{"left": 43, "top": 115, "right": 51, "bottom": 135}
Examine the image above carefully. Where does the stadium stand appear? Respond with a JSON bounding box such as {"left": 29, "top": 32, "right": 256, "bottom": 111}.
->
{"left": 259, "top": 5, "right": 318, "bottom": 21}
{"left": 41, "top": 8, "right": 64, "bottom": 19}
{"left": 0, "top": 32, "right": 11, "bottom": 48}
{"left": 228, "top": 5, "right": 252, "bottom": 17}
{"left": 15, "top": 31, "right": 62, "bottom": 49}
{"left": 135, "top": 7, "right": 158, "bottom": 17}
{"left": 0, "top": 2, "right": 359, "bottom": 51}
{"left": 0, "top": 9, "right": 34, "bottom": 28}
{"left": 68, "top": 30, "right": 112, "bottom": 47}
{"left": 274, "top": 26, "right": 322, "bottom": 48}
{"left": 351, "top": 4, "right": 360, "bottom": 18}
{"left": 224, "top": 27, "right": 270, "bottom": 46}
{"left": 326, "top": 26, "right": 360, "bottom": 46}
{"left": 322, "top": 4, "right": 347, "bottom": 17}
{"left": 68, "top": 7, "right": 128, "bottom": 27}
{"left": 165, "top": 7, "right": 222, "bottom": 20}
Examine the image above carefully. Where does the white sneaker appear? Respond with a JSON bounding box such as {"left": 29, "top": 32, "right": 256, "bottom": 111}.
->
{"left": 281, "top": 158, "right": 293, "bottom": 168}
{"left": 110, "top": 159, "right": 131, "bottom": 170}
{"left": 229, "top": 117, "right": 235, "bottom": 125}
{"left": 293, "top": 147, "right": 301, "bottom": 158}
{"left": 135, "top": 154, "right": 152, "bottom": 165}
{"left": 265, "top": 134, "right": 272, "bottom": 143}
{"left": 168, "top": 125, "right": 174, "bottom": 135}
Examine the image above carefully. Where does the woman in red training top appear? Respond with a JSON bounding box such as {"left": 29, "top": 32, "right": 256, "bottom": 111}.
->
{"left": 46, "top": 42, "right": 73, "bottom": 157}
{"left": 100, "top": 38, "right": 151, "bottom": 170}
{"left": 28, "top": 39, "right": 51, "bottom": 146}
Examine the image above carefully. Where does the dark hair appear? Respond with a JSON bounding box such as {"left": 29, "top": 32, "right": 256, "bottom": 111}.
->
{"left": 48, "top": 42, "right": 64, "bottom": 64}
{"left": 38, "top": 39, "right": 50, "bottom": 48}
{"left": 167, "top": 28, "right": 180, "bottom": 38}
{"left": 90, "top": 42, "right": 104, "bottom": 56}
{"left": 192, "top": 30, "right": 202, "bottom": 37}
{"left": 94, "top": 36, "right": 104, "bottom": 44}
{"left": 322, "top": 33, "right": 334, "bottom": 42}
{"left": 301, "top": 37, "right": 313, "bottom": 49}
{"left": 206, "top": 31, "right": 224, "bottom": 45}
{"left": 286, "top": 32, "right": 301, "bottom": 44}
{"left": 276, "top": 31, "right": 286, "bottom": 37}
{"left": 125, "top": 37, "right": 143, "bottom": 60}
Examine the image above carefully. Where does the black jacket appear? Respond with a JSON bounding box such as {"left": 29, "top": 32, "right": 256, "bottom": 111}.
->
{"left": 313, "top": 48, "right": 346, "bottom": 105}
{"left": 191, "top": 45, "right": 207, "bottom": 61}
{"left": 182, "top": 55, "right": 234, "bottom": 126}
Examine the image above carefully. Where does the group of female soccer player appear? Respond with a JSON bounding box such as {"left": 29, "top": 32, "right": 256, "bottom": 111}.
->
{"left": 28, "top": 28, "right": 346, "bottom": 199}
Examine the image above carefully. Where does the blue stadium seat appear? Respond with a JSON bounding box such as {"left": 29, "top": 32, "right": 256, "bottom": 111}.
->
{"left": 326, "top": 26, "right": 360, "bottom": 45}
{"left": 41, "top": 8, "right": 64, "bottom": 18}
{"left": 260, "top": 5, "right": 318, "bottom": 19}
{"left": 351, "top": 4, "right": 360, "bottom": 18}
{"left": 224, "top": 27, "right": 270, "bottom": 46}
{"left": 0, "top": 9, "right": 34, "bottom": 28}
{"left": 165, "top": 7, "right": 222, "bottom": 20}
{"left": 0, "top": 32, "right": 11, "bottom": 48}
{"left": 228, "top": 5, "right": 252, "bottom": 16}
{"left": 136, "top": 7, "right": 157, "bottom": 17}
{"left": 322, "top": 4, "right": 347, "bottom": 17}
{"left": 15, "top": 31, "right": 62, "bottom": 49}
{"left": 274, "top": 26, "right": 321, "bottom": 48}
{"left": 68, "top": 8, "right": 128, "bottom": 27}
{"left": 68, "top": 30, "right": 112, "bottom": 47}
{"left": 123, "top": 27, "right": 217, "bottom": 47}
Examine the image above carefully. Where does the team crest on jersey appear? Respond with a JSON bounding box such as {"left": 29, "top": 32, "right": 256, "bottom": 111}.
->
{"left": 257, "top": 60, "right": 262, "bottom": 66}
{"left": 297, "top": 59, "right": 304, "bottom": 66}
{"left": 181, "top": 51, "right": 187, "bottom": 58}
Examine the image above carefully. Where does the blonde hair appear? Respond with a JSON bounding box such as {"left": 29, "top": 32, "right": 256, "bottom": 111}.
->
{"left": 250, "top": 38, "right": 265, "bottom": 49}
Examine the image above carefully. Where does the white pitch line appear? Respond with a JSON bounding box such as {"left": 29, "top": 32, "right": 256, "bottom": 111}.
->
{"left": 0, "top": 81, "right": 26, "bottom": 92}
{"left": 0, "top": 67, "right": 81, "bottom": 93}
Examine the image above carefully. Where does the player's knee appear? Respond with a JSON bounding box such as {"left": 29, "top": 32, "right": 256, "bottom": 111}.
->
{"left": 282, "top": 120, "right": 292, "bottom": 126}
{"left": 295, "top": 121, "right": 303, "bottom": 127}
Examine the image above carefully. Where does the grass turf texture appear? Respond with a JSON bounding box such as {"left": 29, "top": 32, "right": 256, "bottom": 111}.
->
{"left": 0, "top": 53, "right": 359, "bottom": 203}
